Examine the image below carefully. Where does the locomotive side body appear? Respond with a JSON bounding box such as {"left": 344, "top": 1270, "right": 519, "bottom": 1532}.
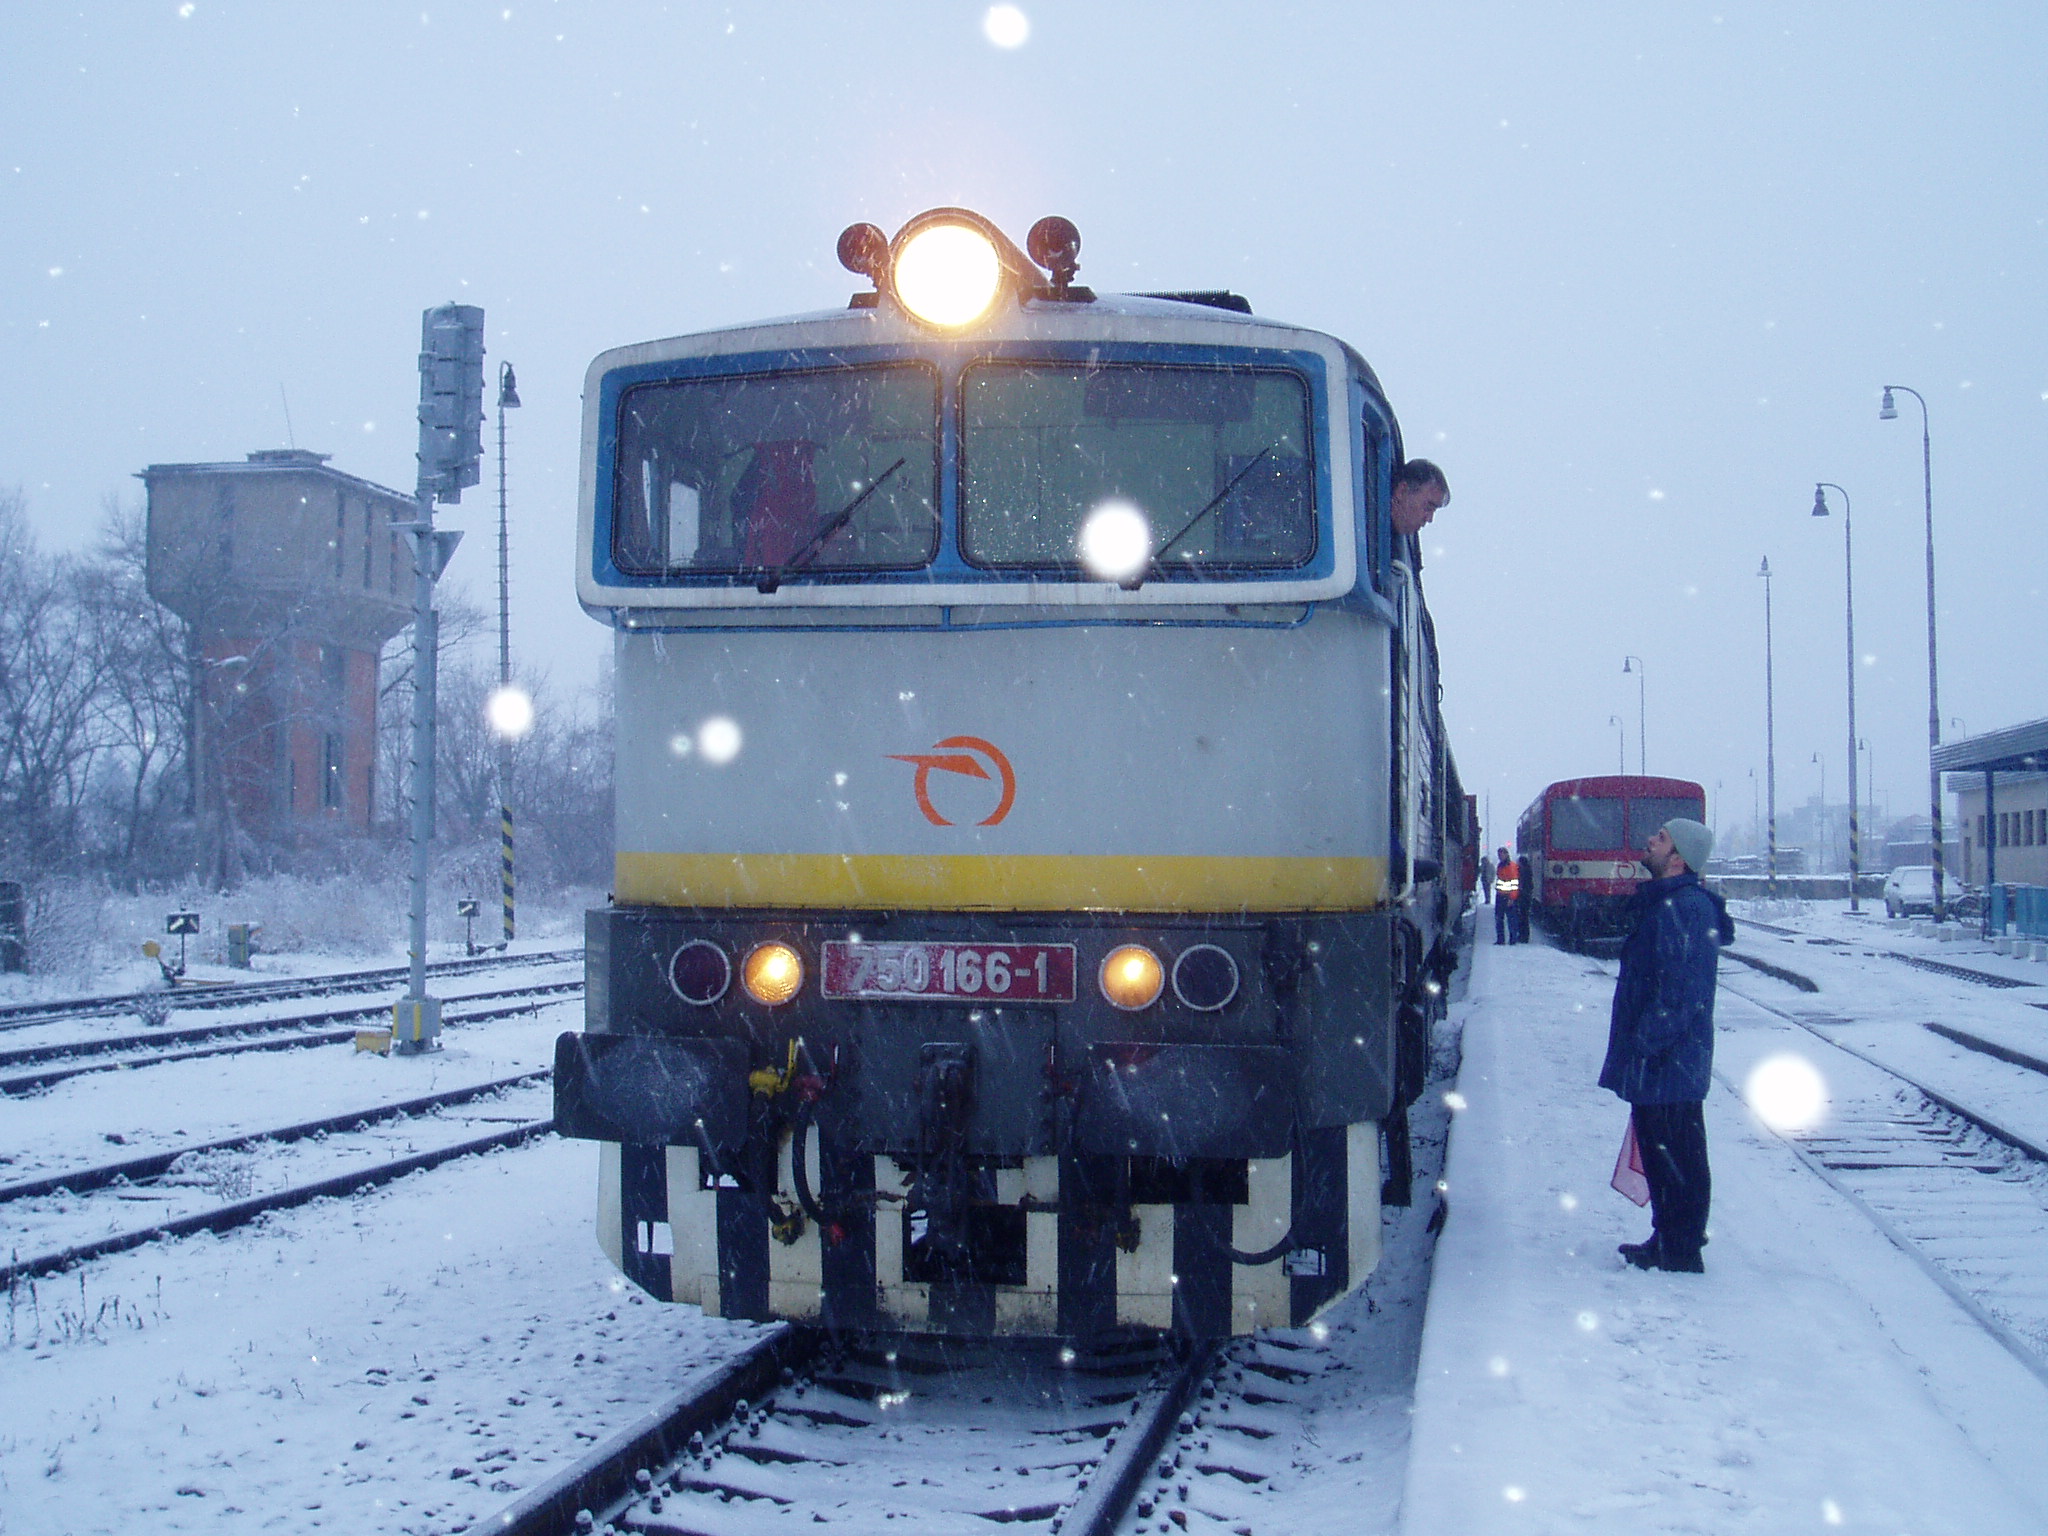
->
{"left": 1517, "top": 775, "right": 1706, "bottom": 946}
{"left": 554, "top": 230, "right": 1459, "bottom": 1340}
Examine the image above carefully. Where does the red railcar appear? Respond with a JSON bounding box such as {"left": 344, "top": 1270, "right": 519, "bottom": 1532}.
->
{"left": 1515, "top": 776, "right": 1706, "bottom": 947}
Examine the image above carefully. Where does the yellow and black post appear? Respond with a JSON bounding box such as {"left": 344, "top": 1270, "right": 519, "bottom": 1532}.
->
{"left": 500, "top": 802, "right": 515, "bottom": 946}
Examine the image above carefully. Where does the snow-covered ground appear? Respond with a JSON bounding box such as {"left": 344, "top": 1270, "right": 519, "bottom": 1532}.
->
{"left": 0, "top": 874, "right": 596, "bottom": 1005}
{"left": 9, "top": 896, "right": 2048, "bottom": 1533}
{"left": 1, "top": 990, "right": 768, "bottom": 1535}
{"left": 1405, "top": 907, "right": 2048, "bottom": 1533}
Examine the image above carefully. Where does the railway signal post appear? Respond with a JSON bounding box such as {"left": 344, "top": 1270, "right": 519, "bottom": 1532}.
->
{"left": 165, "top": 910, "right": 198, "bottom": 977}
{"left": 394, "top": 303, "right": 485, "bottom": 1055}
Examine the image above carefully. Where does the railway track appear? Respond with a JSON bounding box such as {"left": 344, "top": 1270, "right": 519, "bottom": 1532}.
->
{"left": 1884, "top": 952, "right": 2038, "bottom": 990}
{"left": 1, "top": 1096, "right": 556, "bottom": 1289}
{"left": 1735, "top": 1021, "right": 2048, "bottom": 1391}
{"left": 1731, "top": 915, "right": 2035, "bottom": 991}
{"left": 477, "top": 1326, "right": 1342, "bottom": 1536}
{"left": 0, "top": 977, "right": 582, "bottom": 1096}
{"left": 0, "top": 1068, "right": 549, "bottom": 1207}
{"left": 0, "top": 946, "right": 583, "bottom": 1034}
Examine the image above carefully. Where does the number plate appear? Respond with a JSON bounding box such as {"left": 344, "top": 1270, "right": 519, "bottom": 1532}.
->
{"left": 820, "top": 941, "right": 1077, "bottom": 1003}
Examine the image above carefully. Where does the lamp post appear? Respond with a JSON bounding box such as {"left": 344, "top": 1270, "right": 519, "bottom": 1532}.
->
{"left": 1608, "top": 714, "right": 1626, "bottom": 777}
{"left": 493, "top": 361, "right": 521, "bottom": 947}
{"left": 1621, "top": 655, "right": 1646, "bottom": 776}
{"left": 1811, "top": 482, "right": 1860, "bottom": 908}
{"left": 1749, "top": 767, "right": 1759, "bottom": 853}
{"left": 1759, "top": 558, "right": 1778, "bottom": 897}
{"left": 1879, "top": 385, "right": 1944, "bottom": 919}
{"left": 1811, "top": 750, "right": 1829, "bottom": 874}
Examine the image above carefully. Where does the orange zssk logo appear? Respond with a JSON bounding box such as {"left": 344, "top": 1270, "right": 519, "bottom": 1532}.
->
{"left": 888, "top": 736, "right": 1017, "bottom": 827}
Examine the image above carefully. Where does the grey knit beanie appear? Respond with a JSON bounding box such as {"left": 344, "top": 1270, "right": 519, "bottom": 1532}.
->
{"left": 1662, "top": 818, "right": 1713, "bottom": 874}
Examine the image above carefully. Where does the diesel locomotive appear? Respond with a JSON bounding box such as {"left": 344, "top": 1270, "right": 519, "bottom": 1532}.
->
{"left": 553, "top": 208, "right": 1467, "bottom": 1339}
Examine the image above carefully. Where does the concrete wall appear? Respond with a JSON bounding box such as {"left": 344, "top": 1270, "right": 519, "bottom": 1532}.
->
{"left": 1710, "top": 875, "right": 1885, "bottom": 900}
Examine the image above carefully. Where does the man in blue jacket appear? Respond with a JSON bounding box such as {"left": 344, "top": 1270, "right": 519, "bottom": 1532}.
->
{"left": 1600, "top": 817, "right": 1733, "bottom": 1273}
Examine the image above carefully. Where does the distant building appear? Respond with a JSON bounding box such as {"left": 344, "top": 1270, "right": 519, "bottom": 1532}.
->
{"left": 1880, "top": 814, "right": 1963, "bottom": 880}
{"left": 142, "top": 449, "right": 414, "bottom": 877}
{"left": 1949, "top": 772, "right": 2048, "bottom": 886}
{"left": 1939, "top": 717, "right": 2048, "bottom": 888}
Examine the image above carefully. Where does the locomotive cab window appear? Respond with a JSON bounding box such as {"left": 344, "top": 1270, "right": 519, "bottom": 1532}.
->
{"left": 612, "top": 364, "right": 940, "bottom": 577}
{"left": 959, "top": 362, "right": 1315, "bottom": 574}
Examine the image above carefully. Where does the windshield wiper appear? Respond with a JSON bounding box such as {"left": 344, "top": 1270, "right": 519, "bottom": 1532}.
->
{"left": 755, "top": 457, "right": 908, "bottom": 594}
{"left": 1133, "top": 447, "right": 1273, "bottom": 588}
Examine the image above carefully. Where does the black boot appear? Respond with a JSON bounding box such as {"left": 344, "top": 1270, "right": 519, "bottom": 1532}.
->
{"left": 1618, "top": 1238, "right": 1661, "bottom": 1269}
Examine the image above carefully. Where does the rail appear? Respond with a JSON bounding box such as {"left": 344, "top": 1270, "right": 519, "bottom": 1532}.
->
{"left": 0, "top": 1069, "right": 549, "bottom": 1206}
{"left": 3, "top": 1119, "right": 553, "bottom": 1289}
{"left": 0, "top": 982, "right": 580, "bottom": 1096}
{"left": 0, "top": 947, "right": 583, "bottom": 1033}
{"left": 475, "top": 1334, "right": 1226, "bottom": 1536}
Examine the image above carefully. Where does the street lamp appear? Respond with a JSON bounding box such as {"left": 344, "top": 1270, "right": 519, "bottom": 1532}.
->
{"left": 493, "top": 360, "right": 522, "bottom": 947}
{"left": 1759, "top": 558, "right": 1778, "bottom": 896}
{"left": 1621, "top": 656, "right": 1646, "bottom": 776}
{"left": 1811, "top": 750, "right": 1828, "bottom": 875}
{"left": 1879, "top": 385, "right": 1944, "bottom": 919}
{"left": 1608, "top": 714, "right": 1626, "bottom": 777}
{"left": 1812, "top": 481, "right": 1861, "bottom": 910}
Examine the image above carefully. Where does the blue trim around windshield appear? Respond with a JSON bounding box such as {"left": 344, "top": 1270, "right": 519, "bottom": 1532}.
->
{"left": 589, "top": 339, "right": 1336, "bottom": 594}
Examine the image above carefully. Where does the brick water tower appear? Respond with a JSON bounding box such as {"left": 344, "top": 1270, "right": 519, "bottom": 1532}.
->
{"left": 143, "top": 450, "right": 415, "bottom": 874}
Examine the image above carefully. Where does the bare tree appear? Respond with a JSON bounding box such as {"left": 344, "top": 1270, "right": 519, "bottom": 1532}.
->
{"left": 514, "top": 668, "right": 613, "bottom": 889}
{"left": 0, "top": 486, "right": 609, "bottom": 901}
{"left": 374, "top": 590, "right": 492, "bottom": 831}
{"left": 427, "top": 652, "right": 613, "bottom": 888}
{"left": 73, "top": 500, "right": 192, "bottom": 875}
{"left": 0, "top": 492, "right": 108, "bottom": 869}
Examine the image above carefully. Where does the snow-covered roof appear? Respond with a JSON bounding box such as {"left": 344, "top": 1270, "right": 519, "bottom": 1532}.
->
{"left": 1933, "top": 719, "right": 2048, "bottom": 777}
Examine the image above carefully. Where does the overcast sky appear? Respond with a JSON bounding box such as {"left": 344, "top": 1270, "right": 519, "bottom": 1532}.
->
{"left": 6, "top": 2, "right": 2044, "bottom": 851}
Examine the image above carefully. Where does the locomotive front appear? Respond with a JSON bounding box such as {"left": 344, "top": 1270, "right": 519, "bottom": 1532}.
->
{"left": 555, "top": 209, "right": 1436, "bottom": 1339}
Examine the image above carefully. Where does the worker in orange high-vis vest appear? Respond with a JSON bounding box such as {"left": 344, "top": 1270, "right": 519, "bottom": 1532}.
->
{"left": 1493, "top": 846, "right": 1521, "bottom": 945}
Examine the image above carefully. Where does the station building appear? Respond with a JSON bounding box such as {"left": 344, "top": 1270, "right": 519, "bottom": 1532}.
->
{"left": 142, "top": 450, "right": 414, "bottom": 854}
{"left": 1936, "top": 718, "right": 2048, "bottom": 887}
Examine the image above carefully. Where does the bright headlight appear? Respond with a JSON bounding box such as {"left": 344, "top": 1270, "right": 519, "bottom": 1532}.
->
{"left": 894, "top": 223, "right": 1004, "bottom": 328}
{"left": 741, "top": 942, "right": 804, "bottom": 1006}
{"left": 1099, "top": 944, "right": 1164, "bottom": 1011}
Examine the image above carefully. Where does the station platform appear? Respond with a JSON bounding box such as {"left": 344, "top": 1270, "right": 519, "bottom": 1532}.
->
{"left": 1400, "top": 918, "right": 2048, "bottom": 1533}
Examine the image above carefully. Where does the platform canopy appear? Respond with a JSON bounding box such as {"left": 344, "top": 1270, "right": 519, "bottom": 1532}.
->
{"left": 1933, "top": 718, "right": 2048, "bottom": 778}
